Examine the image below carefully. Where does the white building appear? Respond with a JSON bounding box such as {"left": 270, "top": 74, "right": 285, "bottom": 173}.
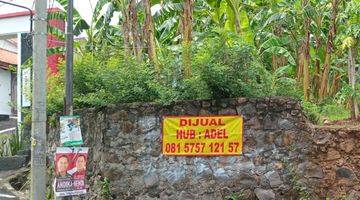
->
{"left": 0, "top": 0, "right": 62, "bottom": 124}
{"left": 0, "top": 0, "right": 94, "bottom": 121}
{"left": 0, "top": 39, "right": 17, "bottom": 117}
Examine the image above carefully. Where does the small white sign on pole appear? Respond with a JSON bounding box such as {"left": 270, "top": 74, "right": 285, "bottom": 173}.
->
{"left": 21, "top": 68, "right": 31, "bottom": 107}
{"left": 60, "top": 116, "right": 84, "bottom": 146}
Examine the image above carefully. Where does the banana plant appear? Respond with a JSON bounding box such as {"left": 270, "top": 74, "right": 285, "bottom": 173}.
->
{"left": 48, "top": 0, "right": 90, "bottom": 36}
{"left": 341, "top": 0, "right": 360, "bottom": 119}
{"left": 47, "top": 0, "right": 90, "bottom": 55}
{"left": 204, "top": 0, "right": 254, "bottom": 44}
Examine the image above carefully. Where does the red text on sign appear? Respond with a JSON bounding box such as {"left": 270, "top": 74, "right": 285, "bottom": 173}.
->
{"left": 179, "top": 118, "right": 226, "bottom": 126}
{"left": 204, "top": 129, "right": 228, "bottom": 139}
{"left": 176, "top": 129, "right": 196, "bottom": 139}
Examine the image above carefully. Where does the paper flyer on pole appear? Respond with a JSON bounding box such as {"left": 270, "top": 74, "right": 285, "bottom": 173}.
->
{"left": 60, "top": 116, "right": 83, "bottom": 146}
{"left": 54, "top": 147, "right": 88, "bottom": 197}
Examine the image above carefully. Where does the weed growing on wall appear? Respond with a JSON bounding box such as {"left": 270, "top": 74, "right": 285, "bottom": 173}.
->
{"left": 46, "top": 164, "right": 55, "bottom": 200}
{"left": 227, "top": 192, "right": 247, "bottom": 200}
{"left": 285, "top": 163, "right": 311, "bottom": 200}
{"left": 95, "top": 176, "right": 111, "bottom": 200}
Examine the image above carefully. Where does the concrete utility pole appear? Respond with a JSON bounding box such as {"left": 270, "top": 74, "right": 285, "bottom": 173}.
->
{"left": 31, "top": 0, "right": 47, "bottom": 199}
{"left": 65, "top": 0, "right": 74, "bottom": 115}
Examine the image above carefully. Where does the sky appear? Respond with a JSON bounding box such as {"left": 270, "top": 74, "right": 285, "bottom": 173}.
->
{"left": 0, "top": 0, "right": 98, "bottom": 24}
{"left": 0, "top": 0, "right": 161, "bottom": 37}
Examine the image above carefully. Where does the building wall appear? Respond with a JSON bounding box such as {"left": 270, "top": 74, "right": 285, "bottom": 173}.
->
{"left": 0, "top": 68, "right": 11, "bottom": 115}
{"left": 0, "top": 15, "right": 30, "bottom": 36}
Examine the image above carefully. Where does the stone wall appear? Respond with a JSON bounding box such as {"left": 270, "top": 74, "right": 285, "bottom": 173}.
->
{"left": 311, "top": 127, "right": 360, "bottom": 199}
{"left": 46, "top": 97, "right": 354, "bottom": 200}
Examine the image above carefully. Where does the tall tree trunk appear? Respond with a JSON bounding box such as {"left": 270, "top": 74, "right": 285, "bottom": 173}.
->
{"left": 273, "top": 55, "right": 287, "bottom": 71}
{"left": 143, "top": 0, "right": 159, "bottom": 71}
{"left": 313, "top": 36, "right": 321, "bottom": 98}
{"left": 297, "top": 45, "right": 304, "bottom": 82}
{"left": 272, "top": 55, "right": 278, "bottom": 71}
{"left": 182, "top": 0, "right": 193, "bottom": 77}
{"left": 279, "top": 56, "right": 287, "bottom": 67}
{"left": 272, "top": 26, "right": 286, "bottom": 71}
{"left": 122, "top": 6, "right": 131, "bottom": 60}
{"left": 303, "top": 35, "right": 310, "bottom": 101}
{"left": 330, "top": 71, "right": 341, "bottom": 96}
{"left": 129, "top": 0, "right": 142, "bottom": 62}
{"left": 234, "top": 15, "right": 241, "bottom": 34}
{"left": 348, "top": 47, "right": 359, "bottom": 120}
{"left": 303, "top": 0, "right": 311, "bottom": 101}
{"left": 319, "top": 0, "right": 338, "bottom": 101}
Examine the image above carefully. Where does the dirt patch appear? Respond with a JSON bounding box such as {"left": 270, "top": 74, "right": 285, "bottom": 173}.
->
{"left": 322, "top": 119, "right": 360, "bottom": 129}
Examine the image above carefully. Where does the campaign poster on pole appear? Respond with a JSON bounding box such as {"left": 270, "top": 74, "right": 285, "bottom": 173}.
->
{"left": 60, "top": 116, "right": 83, "bottom": 146}
{"left": 54, "top": 147, "right": 88, "bottom": 197}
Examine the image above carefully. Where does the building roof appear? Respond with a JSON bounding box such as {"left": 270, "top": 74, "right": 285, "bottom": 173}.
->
{"left": 0, "top": 8, "right": 61, "bottom": 19}
{"left": 0, "top": 48, "right": 17, "bottom": 69}
{"left": 0, "top": 0, "right": 62, "bottom": 16}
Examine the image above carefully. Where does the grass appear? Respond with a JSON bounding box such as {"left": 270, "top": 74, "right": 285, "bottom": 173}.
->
{"left": 320, "top": 104, "right": 350, "bottom": 121}
{"left": 302, "top": 101, "right": 351, "bottom": 125}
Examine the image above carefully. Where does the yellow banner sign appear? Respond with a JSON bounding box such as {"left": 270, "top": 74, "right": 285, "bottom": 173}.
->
{"left": 162, "top": 116, "right": 243, "bottom": 156}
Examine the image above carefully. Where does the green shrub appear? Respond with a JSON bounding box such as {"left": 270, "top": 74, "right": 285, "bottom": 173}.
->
{"left": 273, "top": 77, "right": 302, "bottom": 98}
{"left": 73, "top": 55, "right": 158, "bottom": 107}
{"left": 194, "top": 38, "right": 273, "bottom": 99}
{"left": 47, "top": 53, "right": 159, "bottom": 112}
{"left": 47, "top": 73, "right": 64, "bottom": 114}
{"left": 45, "top": 35, "right": 300, "bottom": 114}
{"left": 152, "top": 55, "right": 212, "bottom": 104}
{"left": 301, "top": 101, "right": 321, "bottom": 123}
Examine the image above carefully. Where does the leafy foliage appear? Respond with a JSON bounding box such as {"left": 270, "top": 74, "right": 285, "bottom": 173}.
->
{"left": 44, "top": 0, "right": 360, "bottom": 122}
{"left": 195, "top": 37, "right": 272, "bottom": 98}
{"left": 47, "top": 33, "right": 283, "bottom": 112}
{"left": 0, "top": 128, "right": 25, "bottom": 157}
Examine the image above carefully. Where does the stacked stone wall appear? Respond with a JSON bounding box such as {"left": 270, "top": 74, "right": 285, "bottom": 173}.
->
{"left": 311, "top": 127, "right": 359, "bottom": 199}
{"left": 47, "top": 97, "right": 359, "bottom": 199}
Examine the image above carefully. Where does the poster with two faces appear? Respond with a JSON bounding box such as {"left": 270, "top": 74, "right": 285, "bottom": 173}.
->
{"left": 55, "top": 116, "right": 88, "bottom": 197}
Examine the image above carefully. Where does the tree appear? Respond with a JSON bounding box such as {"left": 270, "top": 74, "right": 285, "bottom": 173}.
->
{"left": 346, "top": 39, "right": 359, "bottom": 120}
{"left": 143, "top": 0, "right": 159, "bottom": 70}
{"left": 121, "top": 0, "right": 131, "bottom": 59}
{"left": 182, "top": 0, "right": 193, "bottom": 77}
{"left": 342, "top": 0, "right": 360, "bottom": 120}
{"left": 319, "top": 0, "right": 340, "bottom": 101}
{"left": 302, "top": 0, "right": 311, "bottom": 101}
{"left": 129, "top": 0, "right": 142, "bottom": 62}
